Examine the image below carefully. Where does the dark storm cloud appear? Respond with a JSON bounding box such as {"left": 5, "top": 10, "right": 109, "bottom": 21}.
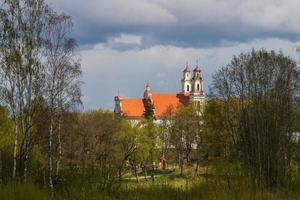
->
{"left": 49, "top": 0, "right": 300, "bottom": 48}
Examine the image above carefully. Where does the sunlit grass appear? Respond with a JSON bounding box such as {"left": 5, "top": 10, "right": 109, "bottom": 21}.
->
{"left": 1, "top": 164, "right": 300, "bottom": 200}
{"left": 0, "top": 182, "right": 49, "bottom": 200}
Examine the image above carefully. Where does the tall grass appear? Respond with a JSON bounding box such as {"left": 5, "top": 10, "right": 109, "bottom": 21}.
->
{"left": 0, "top": 182, "right": 49, "bottom": 200}
{"left": 1, "top": 180, "right": 297, "bottom": 200}
{"left": 2, "top": 162, "right": 300, "bottom": 200}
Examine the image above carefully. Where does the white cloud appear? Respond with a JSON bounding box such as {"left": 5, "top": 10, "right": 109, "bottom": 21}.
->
{"left": 154, "top": 0, "right": 300, "bottom": 32}
{"left": 112, "top": 34, "right": 142, "bottom": 45}
{"left": 79, "top": 38, "right": 300, "bottom": 110}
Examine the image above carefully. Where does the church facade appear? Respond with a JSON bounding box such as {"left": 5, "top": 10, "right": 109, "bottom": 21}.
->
{"left": 114, "top": 64, "right": 205, "bottom": 119}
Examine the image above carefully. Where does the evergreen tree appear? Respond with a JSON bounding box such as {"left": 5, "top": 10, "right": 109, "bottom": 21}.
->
{"left": 143, "top": 99, "right": 155, "bottom": 119}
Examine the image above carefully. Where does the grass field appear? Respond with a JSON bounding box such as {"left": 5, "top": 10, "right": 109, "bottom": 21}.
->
{"left": 1, "top": 164, "right": 300, "bottom": 200}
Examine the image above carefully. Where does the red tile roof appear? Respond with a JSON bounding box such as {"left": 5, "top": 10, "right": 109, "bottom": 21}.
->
{"left": 194, "top": 66, "right": 201, "bottom": 72}
{"left": 152, "top": 93, "right": 189, "bottom": 116}
{"left": 183, "top": 66, "right": 191, "bottom": 72}
{"left": 120, "top": 93, "right": 190, "bottom": 118}
{"left": 121, "top": 98, "right": 144, "bottom": 117}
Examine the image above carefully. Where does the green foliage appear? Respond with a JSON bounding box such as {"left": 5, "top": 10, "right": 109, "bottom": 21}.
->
{"left": 0, "top": 182, "right": 49, "bottom": 200}
{"left": 114, "top": 120, "right": 138, "bottom": 160}
{"left": 211, "top": 49, "right": 300, "bottom": 187}
{"left": 169, "top": 104, "right": 203, "bottom": 175}
{"left": 143, "top": 99, "right": 155, "bottom": 119}
{"left": 203, "top": 98, "right": 240, "bottom": 158}
{"left": 141, "top": 119, "right": 160, "bottom": 159}
{"left": 0, "top": 106, "right": 13, "bottom": 150}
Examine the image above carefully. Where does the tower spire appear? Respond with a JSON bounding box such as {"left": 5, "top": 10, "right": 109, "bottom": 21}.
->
{"left": 146, "top": 81, "right": 150, "bottom": 90}
{"left": 144, "top": 82, "right": 153, "bottom": 100}
{"left": 182, "top": 62, "right": 192, "bottom": 93}
{"left": 189, "top": 61, "right": 205, "bottom": 103}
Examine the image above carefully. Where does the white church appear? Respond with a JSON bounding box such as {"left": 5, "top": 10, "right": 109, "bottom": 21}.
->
{"left": 114, "top": 64, "right": 205, "bottom": 119}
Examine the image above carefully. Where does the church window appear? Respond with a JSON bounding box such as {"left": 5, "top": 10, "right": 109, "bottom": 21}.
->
{"left": 187, "top": 85, "right": 190, "bottom": 92}
{"left": 197, "top": 84, "right": 200, "bottom": 91}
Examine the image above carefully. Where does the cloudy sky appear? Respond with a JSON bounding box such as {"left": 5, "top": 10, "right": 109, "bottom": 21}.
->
{"left": 48, "top": 0, "right": 300, "bottom": 110}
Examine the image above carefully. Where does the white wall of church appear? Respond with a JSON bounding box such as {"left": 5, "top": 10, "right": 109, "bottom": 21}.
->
{"left": 183, "top": 81, "right": 192, "bottom": 93}
{"left": 193, "top": 80, "right": 201, "bottom": 92}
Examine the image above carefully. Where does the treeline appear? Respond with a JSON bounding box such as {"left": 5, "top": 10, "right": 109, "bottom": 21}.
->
{"left": 57, "top": 107, "right": 206, "bottom": 183}
{"left": 0, "top": 105, "right": 206, "bottom": 187}
{"left": 1, "top": 0, "right": 300, "bottom": 198}
{"left": 0, "top": 0, "right": 81, "bottom": 195}
{"left": 209, "top": 50, "right": 300, "bottom": 187}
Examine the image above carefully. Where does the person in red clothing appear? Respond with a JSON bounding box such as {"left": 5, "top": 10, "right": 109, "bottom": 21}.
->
{"left": 160, "top": 154, "right": 167, "bottom": 170}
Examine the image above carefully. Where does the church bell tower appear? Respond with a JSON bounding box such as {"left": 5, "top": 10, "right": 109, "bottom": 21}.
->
{"left": 181, "top": 64, "right": 192, "bottom": 94}
{"left": 190, "top": 64, "right": 205, "bottom": 103}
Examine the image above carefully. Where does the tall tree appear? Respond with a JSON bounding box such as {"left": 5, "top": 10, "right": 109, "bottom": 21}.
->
{"left": 170, "top": 104, "right": 200, "bottom": 176}
{"left": 114, "top": 120, "right": 139, "bottom": 180}
{"left": 0, "top": 0, "right": 51, "bottom": 180}
{"left": 203, "top": 99, "right": 239, "bottom": 159}
{"left": 44, "top": 11, "right": 81, "bottom": 192}
{"left": 159, "top": 105, "right": 174, "bottom": 160}
{"left": 142, "top": 119, "right": 159, "bottom": 182}
{"left": 143, "top": 98, "right": 155, "bottom": 119}
{"left": 0, "top": 2, "right": 81, "bottom": 194}
{"left": 0, "top": 106, "right": 13, "bottom": 183}
{"left": 211, "top": 49, "right": 300, "bottom": 187}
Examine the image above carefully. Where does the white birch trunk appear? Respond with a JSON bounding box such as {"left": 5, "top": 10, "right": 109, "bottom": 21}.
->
{"left": 24, "top": 129, "right": 30, "bottom": 181}
{"left": 49, "top": 118, "right": 54, "bottom": 196}
{"left": 12, "top": 122, "right": 18, "bottom": 179}
{"left": 56, "top": 118, "right": 62, "bottom": 178}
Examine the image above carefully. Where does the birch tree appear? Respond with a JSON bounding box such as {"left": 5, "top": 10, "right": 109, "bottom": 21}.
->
{"left": 44, "top": 12, "right": 81, "bottom": 193}
{"left": 211, "top": 49, "right": 300, "bottom": 187}
{"left": 0, "top": 0, "right": 50, "bottom": 180}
